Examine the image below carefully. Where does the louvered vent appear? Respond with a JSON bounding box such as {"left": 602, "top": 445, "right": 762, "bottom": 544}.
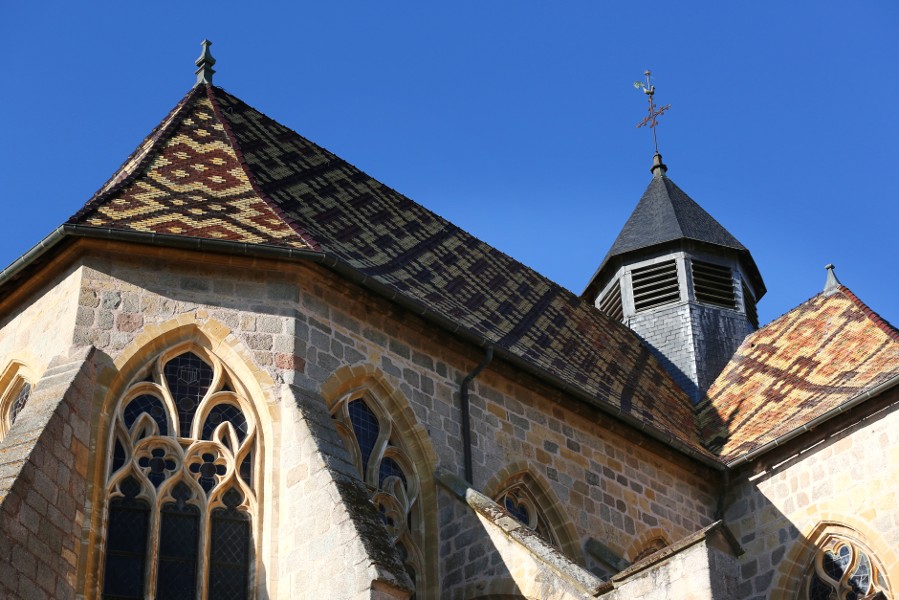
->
{"left": 598, "top": 279, "right": 624, "bottom": 322}
{"left": 631, "top": 260, "right": 680, "bottom": 312}
{"left": 742, "top": 281, "right": 758, "bottom": 328}
{"left": 691, "top": 260, "right": 736, "bottom": 308}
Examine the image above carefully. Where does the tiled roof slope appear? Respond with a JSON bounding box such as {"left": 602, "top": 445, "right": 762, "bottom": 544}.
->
{"left": 70, "top": 86, "right": 316, "bottom": 249}
{"left": 699, "top": 285, "right": 899, "bottom": 462}
{"left": 69, "top": 84, "right": 710, "bottom": 458}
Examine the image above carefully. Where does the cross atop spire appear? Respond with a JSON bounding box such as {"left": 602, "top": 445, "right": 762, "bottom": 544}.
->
{"left": 195, "top": 40, "right": 216, "bottom": 86}
{"left": 634, "top": 70, "right": 671, "bottom": 175}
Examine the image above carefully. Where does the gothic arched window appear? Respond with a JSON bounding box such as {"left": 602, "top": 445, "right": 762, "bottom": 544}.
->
{"left": 330, "top": 392, "right": 423, "bottom": 594}
{"left": 0, "top": 367, "right": 32, "bottom": 442}
{"left": 803, "top": 536, "right": 890, "bottom": 600}
{"left": 495, "top": 482, "right": 558, "bottom": 546}
{"left": 102, "top": 349, "right": 258, "bottom": 599}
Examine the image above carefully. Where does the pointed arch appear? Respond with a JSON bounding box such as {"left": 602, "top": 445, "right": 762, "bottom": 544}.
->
{"left": 485, "top": 461, "right": 583, "bottom": 565}
{"left": 0, "top": 358, "right": 38, "bottom": 442}
{"left": 772, "top": 520, "right": 896, "bottom": 600}
{"left": 322, "top": 363, "right": 438, "bottom": 599}
{"left": 81, "top": 317, "right": 276, "bottom": 599}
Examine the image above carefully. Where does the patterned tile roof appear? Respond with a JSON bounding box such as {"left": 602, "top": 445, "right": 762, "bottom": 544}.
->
{"left": 68, "top": 83, "right": 710, "bottom": 458}
{"left": 699, "top": 285, "right": 899, "bottom": 462}
{"left": 70, "top": 86, "right": 316, "bottom": 249}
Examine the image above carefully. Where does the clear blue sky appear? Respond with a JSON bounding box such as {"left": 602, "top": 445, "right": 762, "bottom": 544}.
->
{"left": 1, "top": 2, "right": 897, "bottom": 328}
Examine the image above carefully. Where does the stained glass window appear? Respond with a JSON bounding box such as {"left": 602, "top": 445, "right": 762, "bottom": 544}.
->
{"left": 9, "top": 382, "right": 31, "bottom": 425}
{"left": 495, "top": 481, "right": 559, "bottom": 546}
{"left": 1, "top": 374, "right": 33, "bottom": 442}
{"left": 804, "top": 536, "right": 889, "bottom": 600}
{"left": 332, "top": 394, "right": 423, "bottom": 596}
{"left": 164, "top": 352, "right": 214, "bottom": 437}
{"left": 102, "top": 477, "right": 149, "bottom": 599}
{"left": 102, "top": 348, "right": 257, "bottom": 599}
{"left": 348, "top": 399, "right": 380, "bottom": 473}
{"left": 209, "top": 488, "right": 250, "bottom": 600}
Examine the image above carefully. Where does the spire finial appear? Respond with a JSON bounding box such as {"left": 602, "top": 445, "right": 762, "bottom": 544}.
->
{"left": 824, "top": 264, "right": 841, "bottom": 293}
{"left": 195, "top": 40, "right": 216, "bottom": 85}
{"left": 634, "top": 70, "right": 671, "bottom": 174}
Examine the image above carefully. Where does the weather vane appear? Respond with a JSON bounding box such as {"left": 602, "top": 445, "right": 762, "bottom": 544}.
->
{"left": 634, "top": 70, "right": 670, "bottom": 155}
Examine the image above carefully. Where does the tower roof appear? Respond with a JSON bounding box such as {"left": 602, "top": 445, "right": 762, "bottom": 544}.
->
{"left": 53, "top": 81, "right": 717, "bottom": 463}
{"left": 584, "top": 173, "right": 765, "bottom": 299}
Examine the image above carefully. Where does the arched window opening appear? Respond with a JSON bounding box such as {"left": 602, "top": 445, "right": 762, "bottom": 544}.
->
{"left": 495, "top": 483, "right": 558, "bottom": 547}
{"left": 0, "top": 371, "right": 33, "bottom": 442}
{"left": 331, "top": 393, "right": 423, "bottom": 596}
{"left": 803, "top": 536, "right": 890, "bottom": 600}
{"left": 102, "top": 350, "right": 258, "bottom": 599}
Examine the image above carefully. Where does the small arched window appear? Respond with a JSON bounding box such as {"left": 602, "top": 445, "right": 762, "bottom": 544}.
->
{"left": 495, "top": 481, "right": 558, "bottom": 547}
{"left": 331, "top": 392, "right": 423, "bottom": 595}
{"left": 102, "top": 349, "right": 258, "bottom": 599}
{"left": 0, "top": 366, "right": 33, "bottom": 442}
{"left": 803, "top": 535, "right": 890, "bottom": 600}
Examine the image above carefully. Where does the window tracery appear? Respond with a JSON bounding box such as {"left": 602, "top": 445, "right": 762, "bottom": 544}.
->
{"left": 102, "top": 349, "right": 258, "bottom": 599}
{"left": 495, "top": 482, "right": 558, "bottom": 546}
{"left": 331, "top": 393, "right": 423, "bottom": 595}
{"left": 803, "top": 536, "right": 890, "bottom": 600}
{"left": 0, "top": 370, "right": 32, "bottom": 442}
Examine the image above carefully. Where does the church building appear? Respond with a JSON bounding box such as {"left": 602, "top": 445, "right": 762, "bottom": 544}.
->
{"left": 0, "top": 41, "right": 896, "bottom": 599}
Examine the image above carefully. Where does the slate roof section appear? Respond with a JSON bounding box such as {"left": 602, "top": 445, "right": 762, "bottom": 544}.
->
{"left": 607, "top": 176, "right": 746, "bottom": 258}
{"left": 698, "top": 285, "right": 899, "bottom": 462}
{"left": 585, "top": 175, "right": 764, "bottom": 299}
{"left": 68, "top": 83, "right": 711, "bottom": 459}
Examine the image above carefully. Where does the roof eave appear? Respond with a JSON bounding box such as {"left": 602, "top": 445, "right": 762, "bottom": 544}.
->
{"left": 723, "top": 372, "right": 899, "bottom": 469}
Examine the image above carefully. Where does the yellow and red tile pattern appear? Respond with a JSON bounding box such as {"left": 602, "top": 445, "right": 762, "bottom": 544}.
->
{"left": 700, "top": 286, "right": 899, "bottom": 461}
{"left": 71, "top": 90, "right": 313, "bottom": 250}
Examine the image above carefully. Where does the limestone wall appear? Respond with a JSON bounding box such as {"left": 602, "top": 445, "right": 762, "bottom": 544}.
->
{"left": 0, "top": 348, "right": 99, "bottom": 599}
{"left": 0, "top": 265, "right": 83, "bottom": 381}
{"left": 0, "top": 247, "right": 721, "bottom": 598}
{"left": 725, "top": 394, "right": 899, "bottom": 599}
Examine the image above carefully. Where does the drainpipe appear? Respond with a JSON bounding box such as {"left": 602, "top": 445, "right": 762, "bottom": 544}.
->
{"left": 460, "top": 345, "right": 494, "bottom": 485}
{"left": 715, "top": 467, "right": 730, "bottom": 521}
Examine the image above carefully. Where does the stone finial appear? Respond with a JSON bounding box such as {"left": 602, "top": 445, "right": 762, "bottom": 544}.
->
{"left": 824, "top": 263, "right": 841, "bottom": 293}
{"left": 195, "top": 40, "right": 216, "bottom": 85}
{"left": 650, "top": 152, "right": 668, "bottom": 177}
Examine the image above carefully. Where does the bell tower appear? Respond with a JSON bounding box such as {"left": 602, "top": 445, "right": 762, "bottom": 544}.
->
{"left": 584, "top": 74, "right": 765, "bottom": 401}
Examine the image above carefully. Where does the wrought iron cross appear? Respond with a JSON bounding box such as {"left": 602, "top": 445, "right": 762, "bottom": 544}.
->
{"left": 634, "top": 70, "right": 670, "bottom": 155}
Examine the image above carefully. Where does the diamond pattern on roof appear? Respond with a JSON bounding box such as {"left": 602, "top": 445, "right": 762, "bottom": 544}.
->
{"left": 699, "top": 286, "right": 899, "bottom": 461}
{"left": 70, "top": 89, "right": 313, "bottom": 249}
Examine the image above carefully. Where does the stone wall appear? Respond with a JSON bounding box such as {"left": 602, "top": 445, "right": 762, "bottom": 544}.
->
{"left": 0, "top": 265, "right": 83, "bottom": 381}
{"left": 0, "top": 246, "right": 722, "bottom": 598}
{"left": 0, "top": 347, "right": 99, "bottom": 599}
{"left": 725, "top": 393, "right": 899, "bottom": 599}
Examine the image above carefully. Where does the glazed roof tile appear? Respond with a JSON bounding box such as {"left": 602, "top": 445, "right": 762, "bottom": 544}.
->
{"left": 699, "top": 285, "right": 899, "bottom": 462}
{"left": 68, "top": 84, "right": 711, "bottom": 459}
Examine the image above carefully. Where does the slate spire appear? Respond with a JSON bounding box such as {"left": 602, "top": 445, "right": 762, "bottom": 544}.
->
{"left": 585, "top": 160, "right": 765, "bottom": 403}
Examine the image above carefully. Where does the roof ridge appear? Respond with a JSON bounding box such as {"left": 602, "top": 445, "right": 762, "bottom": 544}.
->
{"left": 206, "top": 86, "right": 321, "bottom": 251}
{"left": 837, "top": 284, "right": 899, "bottom": 344}
{"left": 660, "top": 176, "right": 688, "bottom": 238}
{"left": 67, "top": 85, "right": 205, "bottom": 224}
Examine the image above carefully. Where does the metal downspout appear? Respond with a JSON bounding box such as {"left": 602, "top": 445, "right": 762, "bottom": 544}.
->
{"left": 460, "top": 345, "right": 494, "bottom": 485}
